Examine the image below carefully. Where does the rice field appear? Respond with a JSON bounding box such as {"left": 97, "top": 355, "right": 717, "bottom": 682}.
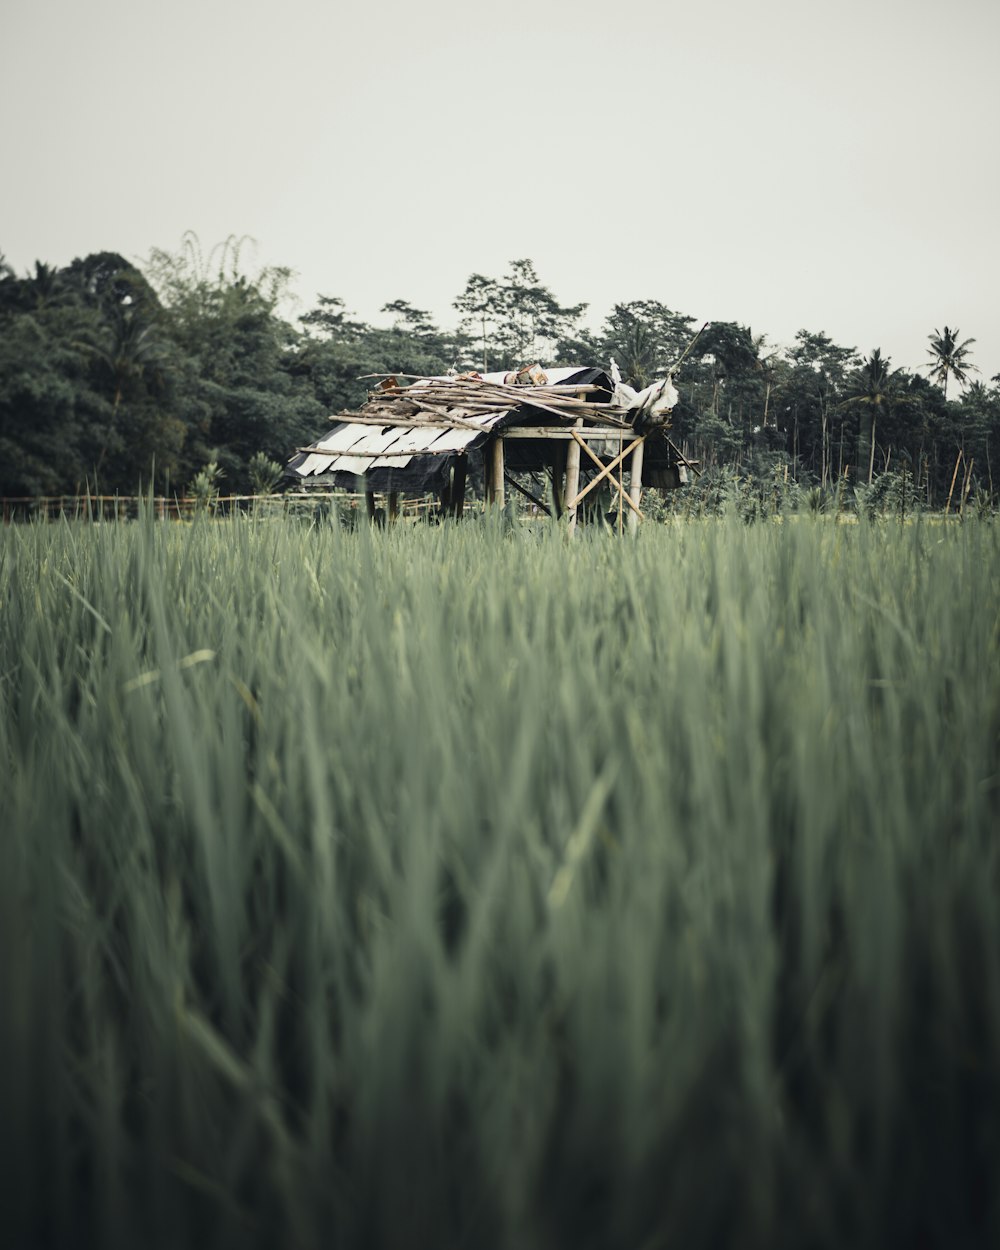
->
{"left": 1, "top": 511, "right": 998, "bottom": 1249}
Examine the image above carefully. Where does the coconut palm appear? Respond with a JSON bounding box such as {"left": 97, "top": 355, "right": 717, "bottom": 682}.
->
{"left": 615, "top": 319, "right": 659, "bottom": 389}
{"left": 845, "top": 348, "right": 900, "bottom": 485}
{"left": 86, "top": 305, "right": 166, "bottom": 471}
{"left": 925, "top": 326, "right": 978, "bottom": 400}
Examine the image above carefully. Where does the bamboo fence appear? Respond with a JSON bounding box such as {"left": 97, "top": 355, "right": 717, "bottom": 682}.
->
{"left": 0, "top": 494, "right": 439, "bottom": 523}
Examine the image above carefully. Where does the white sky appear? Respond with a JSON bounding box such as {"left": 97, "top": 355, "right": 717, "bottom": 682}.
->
{"left": 3, "top": 0, "right": 999, "bottom": 381}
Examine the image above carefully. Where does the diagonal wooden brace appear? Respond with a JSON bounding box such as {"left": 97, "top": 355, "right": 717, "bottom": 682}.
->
{"left": 567, "top": 433, "right": 645, "bottom": 519}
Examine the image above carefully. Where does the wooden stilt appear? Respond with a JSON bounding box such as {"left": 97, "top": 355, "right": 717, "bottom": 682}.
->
{"left": 365, "top": 489, "right": 377, "bottom": 522}
{"left": 388, "top": 492, "right": 399, "bottom": 522}
{"left": 565, "top": 419, "right": 583, "bottom": 533}
{"left": 628, "top": 436, "right": 645, "bottom": 533}
{"left": 618, "top": 432, "right": 625, "bottom": 534}
{"left": 489, "top": 437, "right": 506, "bottom": 507}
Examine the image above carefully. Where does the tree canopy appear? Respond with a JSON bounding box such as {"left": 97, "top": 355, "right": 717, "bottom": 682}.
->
{"left": 0, "top": 238, "right": 997, "bottom": 508}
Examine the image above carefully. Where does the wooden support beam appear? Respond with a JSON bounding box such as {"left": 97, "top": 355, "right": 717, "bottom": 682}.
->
{"left": 503, "top": 427, "right": 641, "bottom": 440}
{"left": 628, "top": 436, "right": 645, "bottom": 533}
{"left": 566, "top": 434, "right": 644, "bottom": 519}
{"left": 492, "top": 438, "right": 506, "bottom": 507}
{"left": 565, "top": 419, "right": 583, "bottom": 533}
{"left": 664, "top": 435, "right": 702, "bottom": 478}
{"left": 504, "top": 471, "right": 552, "bottom": 516}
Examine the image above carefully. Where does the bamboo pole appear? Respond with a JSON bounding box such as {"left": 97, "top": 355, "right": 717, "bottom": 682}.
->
{"left": 668, "top": 321, "right": 709, "bottom": 374}
{"left": 504, "top": 471, "right": 552, "bottom": 515}
{"left": 960, "top": 458, "right": 975, "bottom": 516}
{"left": 296, "top": 445, "right": 464, "bottom": 458}
{"left": 359, "top": 374, "right": 604, "bottom": 391}
{"left": 628, "top": 436, "right": 645, "bottom": 533}
{"left": 355, "top": 378, "right": 635, "bottom": 428}
{"left": 618, "top": 429, "right": 624, "bottom": 535}
{"left": 664, "top": 436, "right": 701, "bottom": 478}
{"left": 487, "top": 438, "right": 505, "bottom": 507}
{"left": 565, "top": 419, "right": 583, "bottom": 534}
{"left": 566, "top": 435, "right": 643, "bottom": 518}
{"left": 494, "top": 439, "right": 505, "bottom": 508}
{"left": 502, "top": 428, "right": 641, "bottom": 440}
{"left": 945, "top": 449, "right": 964, "bottom": 515}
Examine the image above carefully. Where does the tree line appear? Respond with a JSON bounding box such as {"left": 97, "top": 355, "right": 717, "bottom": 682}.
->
{"left": 1, "top": 233, "right": 996, "bottom": 508}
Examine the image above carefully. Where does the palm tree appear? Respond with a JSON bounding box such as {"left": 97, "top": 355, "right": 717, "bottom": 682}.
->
{"left": 85, "top": 306, "right": 166, "bottom": 471}
{"left": 845, "top": 349, "right": 899, "bottom": 485}
{"left": 0, "top": 253, "right": 17, "bottom": 312}
{"left": 925, "top": 326, "right": 978, "bottom": 400}
{"left": 615, "top": 320, "right": 659, "bottom": 389}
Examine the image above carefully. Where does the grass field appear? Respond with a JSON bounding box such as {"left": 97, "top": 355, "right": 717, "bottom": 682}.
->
{"left": 2, "top": 511, "right": 998, "bottom": 1249}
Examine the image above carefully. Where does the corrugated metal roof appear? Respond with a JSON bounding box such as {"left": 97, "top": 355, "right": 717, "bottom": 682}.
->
{"left": 287, "top": 366, "right": 612, "bottom": 480}
{"left": 290, "top": 412, "right": 504, "bottom": 478}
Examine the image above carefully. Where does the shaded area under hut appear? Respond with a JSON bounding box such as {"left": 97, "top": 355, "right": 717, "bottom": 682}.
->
{"left": 285, "top": 365, "right": 695, "bottom": 528}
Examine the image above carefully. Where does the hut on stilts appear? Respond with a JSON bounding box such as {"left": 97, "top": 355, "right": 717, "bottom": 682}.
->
{"left": 285, "top": 364, "right": 695, "bottom": 529}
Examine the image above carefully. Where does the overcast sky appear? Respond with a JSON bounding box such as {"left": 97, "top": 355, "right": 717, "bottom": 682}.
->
{"left": 3, "top": 0, "right": 998, "bottom": 381}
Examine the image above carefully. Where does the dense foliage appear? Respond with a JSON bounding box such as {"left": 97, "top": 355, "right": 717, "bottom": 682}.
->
{"left": 1, "top": 235, "right": 999, "bottom": 505}
{"left": 2, "top": 514, "right": 999, "bottom": 1249}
